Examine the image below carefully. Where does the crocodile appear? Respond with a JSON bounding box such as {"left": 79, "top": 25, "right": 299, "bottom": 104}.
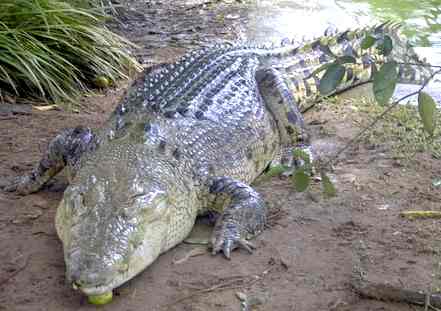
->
{"left": 4, "top": 23, "right": 432, "bottom": 299}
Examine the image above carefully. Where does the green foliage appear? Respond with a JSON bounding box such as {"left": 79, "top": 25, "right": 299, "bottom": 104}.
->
{"left": 350, "top": 0, "right": 441, "bottom": 47}
{"left": 292, "top": 148, "right": 312, "bottom": 166}
{"left": 291, "top": 148, "right": 338, "bottom": 197}
{"left": 377, "top": 35, "right": 393, "bottom": 56}
{"left": 263, "top": 164, "right": 290, "bottom": 178}
{"left": 319, "top": 63, "right": 346, "bottom": 96}
{"left": 358, "top": 98, "right": 441, "bottom": 159}
{"left": 319, "top": 27, "right": 398, "bottom": 99}
{"left": 70, "top": 0, "right": 118, "bottom": 15}
{"left": 321, "top": 171, "right": 336, "bottom": 197}
{"left": 361, "top": 34, "right": 376, "bottom": 49}
{"left": 315, "top": 24, "right": 439, "bottom": 197}
{"left": 0, "top": 0, "right": 140, "bottom": 103}
{"left": 293, "top": 169, "right": 310, "bottom": 192}
{"left": 291, "top": 148, "right": 312, "bottom": 192}
{"left": 372, "top": 61, "right": 398, "bottom": 105}
{"left": 418, "top": 92, "right": 437, "bottom": 136}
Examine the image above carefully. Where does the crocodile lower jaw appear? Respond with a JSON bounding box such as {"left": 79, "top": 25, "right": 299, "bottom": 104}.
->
{"left": 79, "top": 281, "right": 119, "bottom": 296}
{"left": 77, "top": 260, "right": 146, "bottom": 296}
{"left": 77, "top": 255, "right": 153, "bottom": 296}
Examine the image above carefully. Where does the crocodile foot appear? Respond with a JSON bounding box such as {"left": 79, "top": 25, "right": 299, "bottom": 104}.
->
{"left": 208, "top": 177, "right": 266, "bottom": 259}
{"left": 211, "top": 222, "right": 256, "bottom": 259}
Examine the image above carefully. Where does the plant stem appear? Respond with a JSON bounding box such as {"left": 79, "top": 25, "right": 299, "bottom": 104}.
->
{"left": 321, "top": 67, "right": 441, "bottom": 169}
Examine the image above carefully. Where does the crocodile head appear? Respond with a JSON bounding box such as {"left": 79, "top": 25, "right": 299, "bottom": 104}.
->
{"left": 56, "top": 143, "right": 172, "bottom": 296}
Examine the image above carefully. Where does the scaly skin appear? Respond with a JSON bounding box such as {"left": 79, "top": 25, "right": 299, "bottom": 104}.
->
{"left": 3, "top": 23, "right": 433, "bottom": 297}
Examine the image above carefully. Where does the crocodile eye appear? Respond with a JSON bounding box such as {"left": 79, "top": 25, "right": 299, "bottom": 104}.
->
{"left": 72, "top": 193, "right": 84, "bottom": 211}
{"left": 119, "top": 193, "right": 149, "bottom": 219}
{"left": 121, "top": 207, "right": 134, "bottom": 220}
{"left": 130, "top": 192, "right": 149, "bottom": 201}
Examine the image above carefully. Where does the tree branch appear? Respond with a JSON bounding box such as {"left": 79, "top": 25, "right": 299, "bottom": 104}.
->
{"left": 321, "top": 67, "right": 441, "bottom": 169}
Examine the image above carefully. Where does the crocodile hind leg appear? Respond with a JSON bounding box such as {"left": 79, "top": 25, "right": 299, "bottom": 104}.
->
{"left": 256, "top": 68, "right": 314, "bottom": 170}
{"left": 208, "top": 177, "right": 267, "bottom": 259}
{"left": 3, "top": 126, "right": 96, "bottom": 195}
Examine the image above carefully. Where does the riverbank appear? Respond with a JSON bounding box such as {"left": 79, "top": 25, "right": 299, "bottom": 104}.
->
{"left": 1, "top": 1, "right": 440, "bottom": 310}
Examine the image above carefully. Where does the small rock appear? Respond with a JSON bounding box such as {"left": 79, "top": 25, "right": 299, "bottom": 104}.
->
{"left": 236, "top": 291, "right": 247, "bottom": 301}
{"left": 280, "top": 256, "right": 291, "bottom": 269}
{"left": 12, "top": 209, "right": 42, "bottom": 224}
{"left": 377, "top": 204, "right": 389, "bottom": 210}
{"left": 29, "top": 195, "right": 49, "bottom": 209}
{"left": 0, "top": 104, "right": 32, "bottom": 116}
{"left": 432, "top": 178, "right": 441, "bottom": 188}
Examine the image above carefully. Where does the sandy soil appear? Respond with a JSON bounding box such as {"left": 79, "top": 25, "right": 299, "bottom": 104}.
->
{"left": 1, "top": 1, "right": 441, "bottom": 310}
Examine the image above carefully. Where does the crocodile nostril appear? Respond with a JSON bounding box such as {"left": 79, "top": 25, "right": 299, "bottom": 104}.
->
{"left": 72, "top": 280, "right": 83, "bottom": 290}
{"left": 69, "top": 268, "right": 82, "bottom": 288}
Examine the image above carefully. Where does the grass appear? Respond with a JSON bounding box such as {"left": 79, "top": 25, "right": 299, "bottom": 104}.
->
{"left": 356, "top": 99, "right": 441, "bottom": 160}
{"left": 329, "top": 93, "right": 441, "bottom": 161}
{"left": 0, "top": 0, "right": 141, "bottom": 104}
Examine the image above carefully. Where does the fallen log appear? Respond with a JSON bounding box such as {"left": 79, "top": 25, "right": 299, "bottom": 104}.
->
{"left": 352, "top": 240, "right": 441, "bottom": 309}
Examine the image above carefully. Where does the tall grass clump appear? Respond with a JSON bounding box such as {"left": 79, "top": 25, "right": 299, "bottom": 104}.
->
{"left": 0, "top": 0, "right": 141, "bottom": 103}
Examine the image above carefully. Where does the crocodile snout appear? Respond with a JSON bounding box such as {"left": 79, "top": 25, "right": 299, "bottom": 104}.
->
{"left": 70, "top": 270, "right": 107, "bottom": 290}
{"left": 67, "top": 250, "right": 116, "bottom": 292}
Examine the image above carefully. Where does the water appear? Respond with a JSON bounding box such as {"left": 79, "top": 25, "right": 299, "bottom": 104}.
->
{"left": 242, "top": 0, "right": 441, "bottom": 105}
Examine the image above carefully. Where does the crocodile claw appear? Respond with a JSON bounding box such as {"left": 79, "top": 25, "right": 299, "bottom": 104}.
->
{"left": 238, "top": 239, "right": 256, "bottom": 253}
{"left": 211, "top": 224, "right": 256, "bottom": 259}
{"left": 212, "top": 238, "right": 255, "bottom": 259}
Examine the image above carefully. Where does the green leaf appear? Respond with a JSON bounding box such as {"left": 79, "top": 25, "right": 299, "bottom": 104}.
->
{"left": 310, "top": 62, "right": 333, "bottom": 77}
{"left": 418, "top": 92, "right": 437, "bottom": 136}
{"left": 337, "top": 55, "right": 356, "bottom": 64}
{"left": 377, "top": 35, "right": 393, "bottom": 56}
{"left": 292, "top": 169, "right": 310, "bottom": 192}
{"left": 373, "top": 61, "right": 398, "bottom": 105}
{"left": 319, "top": 63, "right": 346, "bottom": 96}
{"left": 361, "top": 35, "right": 376, "bottom": 49}
{"left": 264, "top": 165, "right": 290, "bottom": 178}
{"left": 321, "top": 172, "right": 337, "bottom": 197}
{"left": 293, "top": 148, "right": 311, "bottom": 165}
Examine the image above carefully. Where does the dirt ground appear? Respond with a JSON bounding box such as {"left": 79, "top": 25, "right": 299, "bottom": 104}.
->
{"left": 1, "top": 1, "right": 441, "bottom": 310}
{"left": 1, "top": 83, "right": 441, "bottom": 311}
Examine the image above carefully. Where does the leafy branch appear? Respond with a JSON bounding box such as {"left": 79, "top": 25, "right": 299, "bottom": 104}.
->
{"left": 291, "top": 29, "right": 440, "bottom": 197}
{"left": 321, "top": 66, "right": 441, "bottom": 170}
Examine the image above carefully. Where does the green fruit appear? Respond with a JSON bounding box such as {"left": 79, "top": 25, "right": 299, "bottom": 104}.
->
{"left": 88, "top": 292, "right": 113, "bottom": 305}
{"left": 93, "top": 76, "right": 110, "bottom": 88}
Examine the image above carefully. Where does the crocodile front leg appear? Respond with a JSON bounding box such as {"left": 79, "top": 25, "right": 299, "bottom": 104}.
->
{"left": 209, "top": 177, "right": 267, "bottom": 259}
{"left": 257, "top": 68, "right": 315, "bottom": 171}
{"left": 3, "top": 126, "right": 96, "bottom": 195}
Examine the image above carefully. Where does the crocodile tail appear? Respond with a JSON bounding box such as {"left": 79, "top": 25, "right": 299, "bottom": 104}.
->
{"left": 257, "top": 22, "right": 434, "bottom": 106}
